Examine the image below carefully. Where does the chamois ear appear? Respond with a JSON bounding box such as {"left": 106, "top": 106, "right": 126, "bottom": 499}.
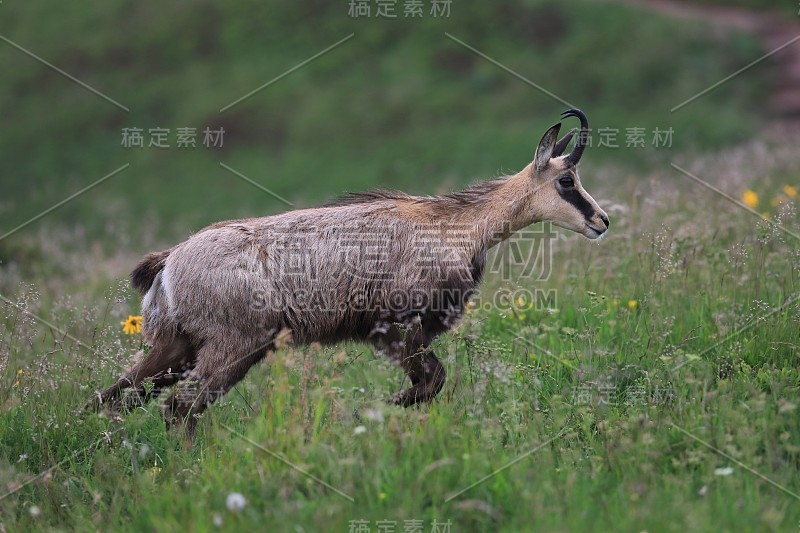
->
{"left": 533, "top": 122, "right": 561, "bottom": 175}
{"left": 552, "top": 128, "right": 577, "bottom": 157}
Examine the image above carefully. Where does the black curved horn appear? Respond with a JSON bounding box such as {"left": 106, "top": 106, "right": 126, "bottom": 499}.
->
{"left": 560, "top": 108, "right": 589, "bottom": 165}
{"left": 552, "top": 128, "right": 576, "bottom": 158}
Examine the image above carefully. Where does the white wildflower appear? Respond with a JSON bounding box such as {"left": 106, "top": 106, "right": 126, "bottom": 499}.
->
{"left": 226, "top": 492, "right": 246, "bottom": 512}
{"left": 364, "top": 408, "right": 384, "bottom": 423}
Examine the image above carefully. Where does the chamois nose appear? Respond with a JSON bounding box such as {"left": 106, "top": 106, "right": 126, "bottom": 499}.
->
{"left": 600, "top": 213, "right": 609, "bottom": 228}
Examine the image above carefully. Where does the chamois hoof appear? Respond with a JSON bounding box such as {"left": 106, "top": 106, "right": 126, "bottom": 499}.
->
{"left": 387, "top": 389, "right": 426, "bottom": 408}
{"left": 387, "top": 391, "right": 406, "bottom": 406}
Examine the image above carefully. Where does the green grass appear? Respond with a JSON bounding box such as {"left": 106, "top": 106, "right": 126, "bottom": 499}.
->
{"left": 1, "top": 157, "right": 799, "bottom": 530}
{"left": 2, "top": 1, "right": 799, "bottom": 531}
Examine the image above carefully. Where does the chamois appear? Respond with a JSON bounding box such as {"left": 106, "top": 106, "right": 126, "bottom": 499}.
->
{"left": 92, "top": 109, "right": 609, "bottom": 434}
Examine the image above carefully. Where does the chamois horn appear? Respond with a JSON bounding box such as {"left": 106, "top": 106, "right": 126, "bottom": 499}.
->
{"left": 560, "top": 108, "right": 589, "bottom": 165}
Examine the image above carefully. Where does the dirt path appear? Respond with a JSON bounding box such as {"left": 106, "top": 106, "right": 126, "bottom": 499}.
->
{"left": 615, "top": 0, "right": 800, "bottom": 116}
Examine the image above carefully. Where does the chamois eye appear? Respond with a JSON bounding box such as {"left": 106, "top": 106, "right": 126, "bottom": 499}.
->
{"left": 558, "top": 176, "right": 574, "bottom": 188}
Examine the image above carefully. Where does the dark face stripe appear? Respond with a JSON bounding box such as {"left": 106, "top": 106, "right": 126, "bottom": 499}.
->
{"left": 558, "top": 189, "right": 596, "bottom": 220}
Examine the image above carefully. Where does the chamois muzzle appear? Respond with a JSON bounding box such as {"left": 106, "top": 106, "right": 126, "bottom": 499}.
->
{"left": 560, "top": 108, "right": 589, "bottom": 166}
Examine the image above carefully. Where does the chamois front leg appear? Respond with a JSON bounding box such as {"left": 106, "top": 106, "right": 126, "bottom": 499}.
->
{"left": 389, "top": 348, "right": 446, "bottom": 407}
{"left": 376, "top": 324, "right": 446, "bottom": 407}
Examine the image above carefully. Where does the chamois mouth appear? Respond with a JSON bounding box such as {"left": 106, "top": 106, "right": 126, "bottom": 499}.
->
{"left": 584, "top": 223, "right": 606, "bottom": 239}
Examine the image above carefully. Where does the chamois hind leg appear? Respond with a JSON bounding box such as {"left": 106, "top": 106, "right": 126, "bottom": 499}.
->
{"left": 90, "top": 334, "right": 194, "bottom": 410}
{"left": 377, "top": 324, "right": 446, "bottom": 407}
{"left": 161, "top": 338, "right": 269, "bottom": 436}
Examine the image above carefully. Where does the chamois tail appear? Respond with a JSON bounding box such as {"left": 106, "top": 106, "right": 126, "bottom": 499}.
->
{"left": 131, "top": 249, "right": 171, "bottom": 295}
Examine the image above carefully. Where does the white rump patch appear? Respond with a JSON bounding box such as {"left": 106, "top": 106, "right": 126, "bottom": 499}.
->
{"left": 160, "top": 264, "right": 175, "bottom": 310}
{"left": 142, "top": 272, "right": 160, "bottom": 311}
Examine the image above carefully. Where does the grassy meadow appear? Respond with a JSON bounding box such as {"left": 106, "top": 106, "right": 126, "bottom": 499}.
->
{"left": 1, "top": 1, "right": 799, "bottom": 532}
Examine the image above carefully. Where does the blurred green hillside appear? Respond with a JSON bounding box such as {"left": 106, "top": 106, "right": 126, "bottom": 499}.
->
{"left": 693, "top": 0, "right": 794, "bottom": 13}
{"left": 1, "top": 0, "right": 766, "bottom": 243}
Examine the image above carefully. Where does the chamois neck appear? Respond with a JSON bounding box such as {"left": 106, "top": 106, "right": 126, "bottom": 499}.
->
{"left": 444, "top": 166, "right": 541, "bottom": 251}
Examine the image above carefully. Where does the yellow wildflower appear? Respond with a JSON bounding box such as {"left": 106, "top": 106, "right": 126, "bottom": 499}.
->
{"left": 379, "top": 492, "right": 387, "bottom": 500}
{"left": 121, "top": 315, "right": 143, "bottom": 335}
{"left": 627, "top": 300, "right": 638, "bottom": 310}
{"left": 741, "top": 189, "right": 758, "bottom": 209}
{"left": 17, "top": 369, "right": 23, "bottom": 375}
{"left": 784, "top": 184, "right": 798, "bottom": 199}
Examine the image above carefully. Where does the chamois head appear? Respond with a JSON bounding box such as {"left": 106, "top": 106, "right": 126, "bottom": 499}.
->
{"left": 530, "top": 109, "right": 609, "bottom": 239}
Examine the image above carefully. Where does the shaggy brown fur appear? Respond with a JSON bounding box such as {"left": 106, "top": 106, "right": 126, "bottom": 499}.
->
{"left": 91, "top": 109, "right": 609, "bottom": 435}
